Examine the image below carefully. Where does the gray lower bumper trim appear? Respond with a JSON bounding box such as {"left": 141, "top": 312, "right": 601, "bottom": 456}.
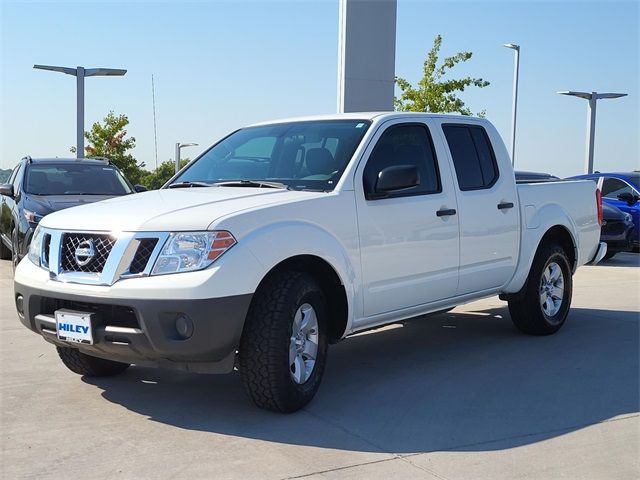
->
{"left": 14, "top": 281, "right": 253, "bottom": 374}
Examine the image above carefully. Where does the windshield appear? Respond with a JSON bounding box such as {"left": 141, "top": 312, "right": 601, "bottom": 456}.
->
{"left": 24, "top": 163, "right": 133, "bottom": 195}
{"left": 170, "top": 120, "right": 371, "bottom": 191}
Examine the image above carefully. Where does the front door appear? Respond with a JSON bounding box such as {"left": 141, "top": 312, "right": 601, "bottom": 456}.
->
{"left": 354, "top": 120, "right": 460, "bottom": 319}
{"left": 0, "top": 164, "right": 20, "bottom": 248}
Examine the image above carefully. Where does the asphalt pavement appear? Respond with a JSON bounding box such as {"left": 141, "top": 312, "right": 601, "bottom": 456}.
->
{"left": 1, "top": 253, "right": 638, "bottom": 479}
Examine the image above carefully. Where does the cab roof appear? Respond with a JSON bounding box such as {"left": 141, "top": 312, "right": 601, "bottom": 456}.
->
{"left": 246, "top": 111, "right": 485, "bottom": 127}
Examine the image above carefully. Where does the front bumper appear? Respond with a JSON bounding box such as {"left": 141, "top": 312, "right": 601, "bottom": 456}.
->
{"left": 14, "top": 280, "right": 252, "bottom": 374}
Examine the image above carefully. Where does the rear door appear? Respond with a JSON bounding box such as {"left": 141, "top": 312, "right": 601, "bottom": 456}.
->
{"left": 438, "top": 121, "right": 519, "bottom": 295}
{"left": 354, "top": 120, "right": 459, "bottom": 319}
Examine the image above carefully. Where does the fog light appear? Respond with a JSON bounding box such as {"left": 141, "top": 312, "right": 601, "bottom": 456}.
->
{"left": 175, "top": 314, "right": 194, "bottom": 339}
{"left": 16, "top": 295, "right": 24, "bottom": 315}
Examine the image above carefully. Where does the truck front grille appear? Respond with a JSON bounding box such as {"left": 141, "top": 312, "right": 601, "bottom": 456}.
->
{"left": 36, "top": 229, "right": 169, "bottom": 285}
{"left": 61, "top": 233, "right": 116, "bottom": 273}
{"left": 129, "top": 238, "right": 159, "bottom": 274}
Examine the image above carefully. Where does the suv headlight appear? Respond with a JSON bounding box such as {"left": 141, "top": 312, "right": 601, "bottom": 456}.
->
{"left": 23, "top": 209, "right": 44, "bottom": 224}
{"left": 151, "top": 231, "right": 236, "bottom": 275}
{"left": 28, "top": 225, "right": 44, "bottom": 266}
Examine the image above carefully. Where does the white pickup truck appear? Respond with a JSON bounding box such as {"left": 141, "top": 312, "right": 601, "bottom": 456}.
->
{"left": 14, "top": 113, "right": 606, "bottom": 412}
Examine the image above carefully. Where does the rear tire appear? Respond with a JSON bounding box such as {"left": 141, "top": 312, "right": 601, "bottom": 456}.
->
{"left": 508, "top": 243, "right": 573, "bottom": 335}
{"left": 603, "top": 251, "right": 617, "bottom": 261}
{"left": 57, "top": 347, "right": 130, "bottom": 377}
{"left": 239, "top": 271, "right": 328, "bottom": 413}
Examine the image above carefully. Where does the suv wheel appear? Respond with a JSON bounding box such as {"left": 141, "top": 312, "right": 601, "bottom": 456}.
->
{"left": 0, "top": 238, "right": 10, "bottom": 260}
{"left": 239, "top": 271, "right": 328, "bottom": 413}
{"left": 11, "top": 229, "right": 19, "bottom": 271}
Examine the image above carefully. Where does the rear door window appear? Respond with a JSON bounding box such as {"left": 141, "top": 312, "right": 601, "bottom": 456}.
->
{"left": 12, "top": 164, "right": 25, "bottom": 193}
{"left": 443, "top": 125, "right": 499, "bottom": 191}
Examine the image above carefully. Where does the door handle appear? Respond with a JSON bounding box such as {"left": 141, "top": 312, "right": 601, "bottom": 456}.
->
{"left": 436, "top": 208, "right": 457, "bottom": 217}
{"left": 497, "top": 202, "right": 514, "bottom": 210}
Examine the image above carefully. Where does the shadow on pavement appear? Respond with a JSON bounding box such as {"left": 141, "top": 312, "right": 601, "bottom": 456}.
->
{"left": 599, "top": 252, "right": 639, "bottom": 268}
{"left": 84, "top": 306, "right": 639, "bottom": 454}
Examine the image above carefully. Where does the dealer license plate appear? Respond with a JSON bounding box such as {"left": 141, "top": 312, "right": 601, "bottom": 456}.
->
{"left": 55, "top": 309, "right": 94, "bottom": 345}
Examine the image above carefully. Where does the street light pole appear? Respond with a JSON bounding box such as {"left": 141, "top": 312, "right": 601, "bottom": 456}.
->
{"left": 34, "top": 64, "right": 127, "bottom": 158}
{"left": 558, "top": 91, "right": 627, "bottom": 174}
{"left": 503, "top": 43, "right": 520, "bottom": 166}
{"left": 585, "top": 96, "right": 597, "bottom": 175}
{"left": 76, "top": 67, "right": 85, "bottom": 158}
{"left": 175, "top": 142, "right": 199, "bottom": 174}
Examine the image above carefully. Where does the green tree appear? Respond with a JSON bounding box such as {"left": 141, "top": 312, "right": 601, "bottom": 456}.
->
{"left": 79, "top": 111, "right": 145, "bottom": 184}
{"left": 394, "top": 35, "right": 489, "bottom": 116}
{"left": 141, "top": 159, "right": 190, "bottom": 190}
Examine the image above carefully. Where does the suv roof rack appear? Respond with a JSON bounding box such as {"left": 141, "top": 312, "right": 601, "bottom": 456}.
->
{"left": 89, "top": 156, "right": 111, "bottom": 164}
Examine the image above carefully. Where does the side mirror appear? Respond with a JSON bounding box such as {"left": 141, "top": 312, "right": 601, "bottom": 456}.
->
{"left": 368, "top": 165, "right": 420, "bottom": 200}
{"left": 0, "top": 183, "right": 14, "bottom": 198}
{"left": 617, "top": 192, "right": 639, "bottom": 206}
{"left": 134, "top": 184, "right": 148, "bottom": 193}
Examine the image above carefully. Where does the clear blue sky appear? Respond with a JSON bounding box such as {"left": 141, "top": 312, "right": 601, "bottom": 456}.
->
{"left": 1, "top": 0, "right": 638, "bottom": 177}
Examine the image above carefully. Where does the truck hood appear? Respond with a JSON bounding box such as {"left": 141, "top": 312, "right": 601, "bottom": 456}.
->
{"left": 26, "top": 194, "right": 120, "bottom": 218}
{"left": 39, "top": 187, "right": 318, "bottom": 232}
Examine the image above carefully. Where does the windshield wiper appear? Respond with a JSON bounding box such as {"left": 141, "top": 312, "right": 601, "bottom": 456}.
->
{"left": 168, "top": 181, "right": 212, "bottom": 189}
{"left": 213, "top": 180, "right": 289, "bottom": 190}
{"left": 61, "top": 192, "right": 112, "bottom": 195}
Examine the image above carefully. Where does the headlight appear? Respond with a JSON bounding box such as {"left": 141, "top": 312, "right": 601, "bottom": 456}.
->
{"left": 151, "top": 231, "right": 236, "bottom": 275}
{"left": 624, "top": 213, "right": 632, "bottom": 223}
{"left": 28, "top": 225, "right": 44, "bottom": 266}
{"left": 23, "top": 209, "right": 43, "bottom": 223}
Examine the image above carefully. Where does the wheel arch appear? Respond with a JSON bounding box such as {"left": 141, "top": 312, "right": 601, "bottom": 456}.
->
{"left": 501, "top": 223, "right": 577, "bottom": 300}
{"left": 249, "top": 254, "right": 349, "bottom": 344}
{"left": 537, "top": 225, "right": 576, "bottom": 271}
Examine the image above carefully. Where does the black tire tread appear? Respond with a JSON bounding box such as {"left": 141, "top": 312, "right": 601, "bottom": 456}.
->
{"left": 0, "top": 237, "right": 11, "bottom": 260}
{"left": 508, "top": 243, "right": 572, "bottom": 336}
{"left": 56, "top": 346, "right": 130, "bottom": 377}
{"left": 239, "top": 271, "right": 326, "bottom": 413}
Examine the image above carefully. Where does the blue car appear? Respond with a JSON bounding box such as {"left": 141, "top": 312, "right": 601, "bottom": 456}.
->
{"left": 568, "top": 172, "right": 640, "bottom": 251}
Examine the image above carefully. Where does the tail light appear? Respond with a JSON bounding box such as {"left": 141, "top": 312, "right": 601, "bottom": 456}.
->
{"left": 596, "top": 188, "right": 603, "bottom": 226}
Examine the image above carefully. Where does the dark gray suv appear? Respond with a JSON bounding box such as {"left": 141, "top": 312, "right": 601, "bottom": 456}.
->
{"left": 0, "top": 157, "right": 144, "bottom": 268}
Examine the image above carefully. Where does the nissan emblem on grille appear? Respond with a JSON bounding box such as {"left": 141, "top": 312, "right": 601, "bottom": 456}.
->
{"left": 74, "top": 240, "right": 96, "bottom": 267}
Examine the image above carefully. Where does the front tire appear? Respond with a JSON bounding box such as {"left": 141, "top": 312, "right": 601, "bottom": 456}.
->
{"left": 603, "top": 251, "right": 617, "bottom": 261}
{"left": 11, "top": 229, "right": 19, "bottom": 271}
{"left": 0, "top": 237, "right": 10, "bottom": 260}
{"left": 239, "top": 271, "right": 328, "bottom": 413}
{"left": 57, "top": 347, "right": 130, "bottom": 377}
{"left": 508, "top": 243, "right": 573, "bottom": 335}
